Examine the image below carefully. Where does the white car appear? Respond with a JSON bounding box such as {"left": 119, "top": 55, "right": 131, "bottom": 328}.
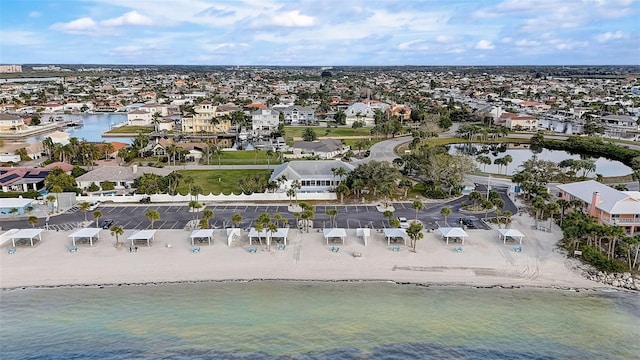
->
{"left": 88, "top": 202, "right": 100, "bottom": 211}
{"left": 398, "top": 217, "right": 409, "bottom": 229}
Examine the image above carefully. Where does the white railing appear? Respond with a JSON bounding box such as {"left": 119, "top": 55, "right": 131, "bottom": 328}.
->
{"left": 76, "top": 192, "right": 336, "bottom": 203}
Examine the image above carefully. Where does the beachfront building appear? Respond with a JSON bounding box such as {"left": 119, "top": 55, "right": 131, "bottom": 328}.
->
{"left": 557, "top": 180, "right": 640, "bottom": 234}
{"left": 269, "top": 160, "right": 354, "bottom": 193}
{"left": 278, "top": 106, "right": 315, "bottom": 125}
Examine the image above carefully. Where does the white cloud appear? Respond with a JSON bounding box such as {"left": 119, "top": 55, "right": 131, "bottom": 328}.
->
{"left": 270, "top": 10, "right": 315, "bottom": 27}
{"left": 28, "top": 11, "right": 41, "bottom": 18}
{"left": 596, "top": 31, "right": 624, "bottom": 42}
{"left": 101, "top": 11, "right": 153, "bottom": 27}
{"left": 202, "top": 42, "right": 250, "bottom": 53}
{"left": 50, "top": 17, "right": 98, "bottom": 34}
{"left": 398, "top": 40, "right": 429, "bottom": 51}
{"left": 475, "top": 40, "right": 495, "bottom": 50}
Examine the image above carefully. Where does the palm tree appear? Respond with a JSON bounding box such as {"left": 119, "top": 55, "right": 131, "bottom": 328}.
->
{"left": 145, "top": 209, "right": 160, "bottom": 229}
{"left": 211, "top": 145, "right": 223, "bottom": 168}
{"left": 335, "top": 182, "right": 349, "bottom": 204}
{"left": 189, "top": 200, "right": 202, "bottom": 220}
{"left": 202, "top": 209, "right": 214, "bottom": 228}
{"left": 46, "top": 194, "right": 56, "bottom": 213}
{"left": 266, "top": 221, "right": 278, "bottom": 251}
{"left": 93, "top": 210, "right": 102, "bottom": 228}
{"left": 412, "top": 199, "right": 424, "bottom": 222}
{"left": 440, "top": 207, "right": 451, "bottom": 226}
{"left": 476, "top": 155, "right": 492, "bottom": 172}
{"left": 468, "top": 191, "right": 482, "bottom": 209}
{"left": 407, "top": 222, "right": 424, "bottom": 252}
{"left": 556, "top": 199, "right": 570, "bottom": 226}
{"left": 545, "top": 201, "right": 561, "bottom": 232}
{"left": 110, "top": 225, "right": 124, "bottom": 248}
{"left": 326, "top": 208, "right": 338, "bottom": 228}
{"left": 231, "top": 213, "right": 243, "bottom": 228}
{"left": 28, "top": 216, "right": 38, "bottom": 228}
{"left": 265, "top": 149, "right": 275, "bottom": 166}
{"left": 79, "top": 201, "right": 90, "bottom": 222}
{"left": 502, "top": 155, "right": 513, "bottom": 175}
{"left": 51, "top": 185, "right": 63, "bottom": 213}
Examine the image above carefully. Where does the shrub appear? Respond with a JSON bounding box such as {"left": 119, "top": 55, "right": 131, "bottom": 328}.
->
{"left": 581, "top": 245, "right": 626, "bottom": 273}
{"left": 423, "top": 187, "right": 448, "bottom": 199}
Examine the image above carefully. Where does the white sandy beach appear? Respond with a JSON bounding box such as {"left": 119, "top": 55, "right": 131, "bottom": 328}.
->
{"left": 0, "top": 210, "right": 603, "bottom": 290}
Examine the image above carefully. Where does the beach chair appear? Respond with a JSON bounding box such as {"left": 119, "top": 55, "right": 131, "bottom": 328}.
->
{"left": 7, "top": 247, "right": 16, "bottom": 255}
{"left": 331, "top": 246, "right": 340, "bottom": 253}
{"left": 276, "top": 244, "right": 286, "bottom": 250}
{"left": 191, "top": 246, "right": 201, "bottom": 254}
{"left": 454, "top": 246, "right": 463, "bottom": 253}
{"left": 248, "top": 247, "right": 257, "bottom": 253}
{"left": 67, "top": 246, "right": 78, "bottom": 253}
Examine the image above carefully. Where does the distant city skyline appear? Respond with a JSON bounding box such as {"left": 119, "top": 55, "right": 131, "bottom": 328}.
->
{"left": 0, "top": 0, "right": 638, "bottom": 66}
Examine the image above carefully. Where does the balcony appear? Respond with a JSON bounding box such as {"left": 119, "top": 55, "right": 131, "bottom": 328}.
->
{"left": 601, "top": 217, "right": 640, "bottom": 225}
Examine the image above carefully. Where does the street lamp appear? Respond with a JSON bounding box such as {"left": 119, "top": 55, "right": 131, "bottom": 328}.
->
{"left": 487, "top": 174, "right": 491, "bottom": 200}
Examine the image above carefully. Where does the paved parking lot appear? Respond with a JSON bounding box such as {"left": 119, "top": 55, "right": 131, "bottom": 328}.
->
{"left": 1, "top": 187, "right": 511, "bottom": 231}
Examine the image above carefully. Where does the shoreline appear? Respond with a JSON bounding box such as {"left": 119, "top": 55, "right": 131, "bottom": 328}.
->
{"left": 1, "top": 276, "right": 616, "bottom": 293}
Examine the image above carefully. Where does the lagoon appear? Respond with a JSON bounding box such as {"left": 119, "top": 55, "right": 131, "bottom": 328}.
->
{"left": 447, "top": 143, "right": 633, "bottom": 177}
{"left": 26, "top": 113, "right": 130, "bottom": 144}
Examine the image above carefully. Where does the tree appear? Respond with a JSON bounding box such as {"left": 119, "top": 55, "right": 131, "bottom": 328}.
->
{"left": 189, "top": 200, "right": 202, "bottom": 219}
{"left": 502, "top": 155, "right": 513, "bottom": 175}
{"left": 440, "top": 207, "right": 452, "bottom": 226}
{"left": 468, "top": 191, "right": 483, "bottom": 209}
{"left": 231, "top": 213, "right": 243, "bottom": 228}
{"left": 407, "top": 222, "right": 424, "bottom": 252}
{"left": 46, "top": 194, "right": 56, "bottom": 213}
{"left": 326, "top": 208, "right": 338, "bottom": 228}
{"left": 93, "top": 210, "right": 102, "bottom": 228}
{"left": 335, "top": 182, "right": 349, "bottom": 204}
{"left": 302, "top": 127, "right": 317, "bottom": 142}
{"left": 412, "top": 199, "right": 424, "bottom": 222}
{"left": 78, "top": 201, "right": 90, "bottom": 222}
{"left": 145, "top": 209, "right": 160, "bottom": 229}
{"left": 334, "top": 110, "right": 347, "bottom": 125}
{"left": 51, "top": 185, "right": 63, "bottom": 213}
{"left": 476, "top": 155, "right": 492, "bottom": 172}
{"left": 110, "top": 225, "right": 124, "bottom": 248}
{"left": 201, "top": 209, "right": 214, "bottom": 228}
{"left": 28, "top": 216, "right": 38, "bottom": 228}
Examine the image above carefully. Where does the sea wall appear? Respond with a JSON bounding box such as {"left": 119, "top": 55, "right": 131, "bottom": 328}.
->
{"left": 583, "top": 270, "right": 640, "bottom": 291}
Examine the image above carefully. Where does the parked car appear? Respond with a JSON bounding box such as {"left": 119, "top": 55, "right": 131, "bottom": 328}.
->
{"left": 99, "top": 219, "right": 114, "bottom": 229}
{"left": 463, "top": 218, "right": 476, "bottom": 229}
{"left": 88, "top": 201, "right": 100, "bottom": 211}
{"left": 139, "top": 197, "right": 151, "bottom": 204}
{"left": 398, "top": 217, "right": 409, "bottom": 229}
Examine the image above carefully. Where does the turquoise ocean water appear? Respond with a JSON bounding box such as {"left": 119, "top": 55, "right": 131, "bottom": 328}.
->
{"left": 1, "top": 282, "right": 638, "bottom": 359}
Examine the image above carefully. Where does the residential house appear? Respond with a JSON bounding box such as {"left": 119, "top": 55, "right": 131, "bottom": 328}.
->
{"left": 75, "top": 165, "right": 171, "bottom": 191}
{"left": 251, "top": 108, "right": 281, "bottom": 136}
{"left": 289, "top": 139, "right": 350, "bottom": 159}
{"left": 181, "top": 101, "right": 231, "bottom": 134}
{"left": 0, "top": 162, "right": 72, "bottom": 193}
{"left": 127, "top": 109, "right": 153, "bottom": 126}
{"left": 557, "top": 180, "right": 640, "bottom": 234}
{"left": 278, "top": 106, "right": 316, "bottom": 125}
{"left": 385, "top": 104, "right": 412, "bottom": 122}
{"left": 501, "top": 113, "right": 537, "bottom": 131}
{"left": 0, "top": 113, "right": 27, "bottom": 131}
{"left": 600, "top": 115, "right": 638, "bottom": 139}
{"left": 344, "top": 101, "right": 390, "bottom": 126}
{"left": 269, "top": 160, "right": 354, "bottom": 193}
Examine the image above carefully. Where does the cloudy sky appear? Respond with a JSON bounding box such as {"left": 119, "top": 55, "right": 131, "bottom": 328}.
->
{"left": 1, "top": 0, "right": 638, "bottom": 65}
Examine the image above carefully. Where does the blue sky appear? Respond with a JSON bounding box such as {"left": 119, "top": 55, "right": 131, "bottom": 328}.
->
{"left": 1, "top": 0, "right": 638, "bottom": 65}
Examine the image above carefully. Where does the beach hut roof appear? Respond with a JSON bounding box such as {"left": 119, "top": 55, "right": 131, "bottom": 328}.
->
{"left": 68, "top": 228, "right": 101, "bottom": 246}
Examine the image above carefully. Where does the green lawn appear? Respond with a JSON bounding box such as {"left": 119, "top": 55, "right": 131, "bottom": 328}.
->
{"left": 284, "top": 126, "right": 374, "bottom": 139}
{"left": 176, "top": 169, "right": 272, "bottom": 195}
{"left": 203, "top": 150, "right": 282, "bottom": 165}
{"left": 105, "top": 125, "right": 153, "bottom": 134}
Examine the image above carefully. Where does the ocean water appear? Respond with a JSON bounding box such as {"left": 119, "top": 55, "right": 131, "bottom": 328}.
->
{"left": 1, "top": 282, "right": 638, "bottom": 360}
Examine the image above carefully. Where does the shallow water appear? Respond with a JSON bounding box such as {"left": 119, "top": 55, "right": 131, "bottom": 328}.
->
{"left": 1, "top": 282, "right": 638, "bottom": 359}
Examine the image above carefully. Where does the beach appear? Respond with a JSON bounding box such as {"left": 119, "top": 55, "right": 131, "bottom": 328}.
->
{"left": 0, "top": 210, "right": 602, "bottom": 290}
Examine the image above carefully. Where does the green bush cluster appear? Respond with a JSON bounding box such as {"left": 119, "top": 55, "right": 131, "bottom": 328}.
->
{"left": 543, "top": 136, "right": 640, "bottom": 164}
{"left": 581, "top": 245, "right": 626, "bottom": 273}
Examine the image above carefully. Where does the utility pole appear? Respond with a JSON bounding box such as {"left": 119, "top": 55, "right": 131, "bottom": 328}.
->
{"left": 487, "top": 174, "right": 491, "bottom": 200}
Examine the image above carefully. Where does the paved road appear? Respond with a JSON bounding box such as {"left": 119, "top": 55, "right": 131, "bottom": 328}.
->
{"left": 354, "top": 135, "right": 412, "bottom": 164}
